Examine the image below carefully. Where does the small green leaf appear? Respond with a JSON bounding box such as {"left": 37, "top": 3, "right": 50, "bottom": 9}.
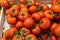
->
{"left": 39, "top": 20, "right": 43, "bottom": 24}
{"left": 14, "top": 31, "right": 18, "bottom": 35}
{"left": 8, "top": 2, "right": 13, "bottom": 7}
{"left": 12, "top": 9, "right": 15, "bottom": 13}
{"left": 27, "top": 36, "right": 32, "bottom": 40}
{"left": 22, "top": 30, "right": 27, "bottom": 34}
{"left": 21, "top": 12, "right": 25, "bottom": 16}
{"left": 16, "top": 35, "right": 21, "bottom": 39}
{"left": 58, "top": 2, "right": 60, "bottom": 4}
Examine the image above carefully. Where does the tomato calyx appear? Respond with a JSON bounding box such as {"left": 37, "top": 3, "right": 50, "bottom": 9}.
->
{"left": 39, "top": 20, "right": 43, "bottom": 25}
{"left": 22, "top": 30, "right": 27, "bottom": 34}
{"left": 14, "top": 31, "right": 18, "bottom": 35}
{"left": 48, "top": 12, "right": 54, "bottom": 16}
{"left": 58, "top": 2, "right": 60, "bottom": 4}
{"left": 21, "top": 12, "right": 25, "bottom": 16}
{"left": 27, "top": 36, "right": 32, "bottom": 40}
{"left": 36, "top": 5, "right": 42, "bottom": 11}
{"left": 16, "top": 35, "right": 21, "bottom": 39}
{"left": 8, "top": 2, "right": 13, "bottom": 8}
{"left": 12, "top": 9, "right": 15, "bottom": 13}
{"left": 18, "top": 27, "right": 21, "bottom": 31}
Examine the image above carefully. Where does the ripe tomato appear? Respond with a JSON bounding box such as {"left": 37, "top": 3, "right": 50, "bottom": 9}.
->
{"left": 42, "top": 4, "right": 49, "bottom": 11}
{"left": 24, "top": 17, "right": 34, "bottom": 29}
{"left": 12, "top": 35, "right": 23, "bottom": 40}
{"left": 54, "top": 13, "right": 60, "bottom": 20}
{"left": 1, "top": 37, "right": 6, "bottom": 40}
{"left": 52, "top": 4, "right": 60, "bottom": 12}
{"left": 56, "top": 36, "right": 60, "bottom": 40}
{"left": 41, "top": 33, "right": 48, "bottom": 40}
{"left": 43, "top": 10, "right": 54, "bottom": 20}
{"left": 31, "top": 25, "right": 41, "bottom": 35}
{"left": 1, "top": 0, "right": 9, "bottom": 9}
{"left": 19, "top": 0, "right": 25, "bottom": 4}
{"left": 29, "top": 5, "right": 36, "bottom": 13}
{"left": 15, "top": 21, "right": 23, "bottom": 29}
{"left": 50, "top": 23, "right": 57, "bottom": 33}
{"left": 26, "top": 34, "right": 37, "bottom": 40}
{"left": 17, "top": 12, "right": 29, "bottom": 21}
{"left": 50, "top": 35, "right": 56, "bottom": 40}
{"left": 20, "top": 27, "right": 30, "bottom": 36}
{"left": 20, "top": 7, "right": 28, "bottom": 12}
{"left": 32, "top": 12, "right": 42, "bottom": 22}
{"left": 5, "top": 27, "right": 17, "bottom": 38}
{"left": 39, "top": 18, "right": 50, "bottom": 29}
{"left": 6, "top": 15, "right": 17, "bottom": 25}
{"left": 54, "top": 24, "right": 60, "bottom": 36}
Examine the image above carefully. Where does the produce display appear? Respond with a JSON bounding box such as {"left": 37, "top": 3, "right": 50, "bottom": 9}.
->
{"left": 1, "top": 0, "right": 60, "bottom": 40}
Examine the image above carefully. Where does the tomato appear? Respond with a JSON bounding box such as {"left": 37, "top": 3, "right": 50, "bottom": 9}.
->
{"left": 1, "top": 0, "right": 9, "bottom": 9}
{"left": 24, "top": 17, "right": 34, "bottom": 28}
{"left": 50, "top": 23, "right": 57, "bottom": 33}
{"left": 54, "top": 24, "right": 60, "bottom": 36}
{"left": 20, "top": 27, "right": 30, "bottom": 36}
{"left": 39, "top": 18, "right": 51, "bottom": 29}
{"left": 15, "top": 21, "right": 23, "bottom": 29}
{"left": 19, "top": 0, "right": 25, "bottom": 4}
{"left": 42, "top": 4, "right": 49, "bottom": 11}
{"left": 43, "top": 10, "right": 54, "bottom": 20}
{"left": 50, "top": 35, "right": 56, "bottom": 40}
{"left": 52, "top": 4, "right": 60, "bottom": 12}
{"left": 26, "top": 34, "right": 37, "bottom": 40}
{"left": 54, "top": 13, "right": 60, "bottom": 20}
{"left": 5, "top": 9, "right": 10, "bottom": 15}
{"left": 6, "top": 15, "right": 17, "bottom": 25}
{"left": 31, "top": 25, "right": 41, "bottom": 35}
{"left": 1, "top": 37, "right": 6, "bottom": 40}
{"left": 41, "top": 33, "right": 48, "bottom": 40}
{"left": 20, "top": 7, "right": 28, "bottom": 12}
{"left": 38, "top": 12, "right": 43, "bottom": 18}
{"left": 17, "top": 12, "right": 29, "bottom": 21}
{"left": 5, "top": 27, "right": 17, "bottom": 38}
{"left": 32, "top": 12, "right": 42, "bottom": 22}
{"left": 1, "top": 0, "right": 15, "bottom": 9}
{"left": 12, "top": 35, "right": 23, "bottom": 40}
{"left": 56, "top": 36, "right": 60, "bottom": 40}
{"left": 29, "top": 5, "right": 36, "bottom": 13}
{"left": 52, "top": 0, "right": 58, "bottom": 5}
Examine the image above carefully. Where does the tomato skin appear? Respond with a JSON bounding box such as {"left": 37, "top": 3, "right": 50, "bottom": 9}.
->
{"left": 20, "top": 4, "right": 27, "bottom": 8}
{"left": 41, "top": 33, "right": 48, "bottom": 40}
{"left": 26, "top": 34, "right": 37, "bottom": 40}
{"left": 20, "top": 27, "right": 30, "bottom": 36}
{"left": 5, "top": 27, "right": 17, "bottom": 38}
{"left": 32, "top": 12, "right": 41, "bottom": 22}
{"left": 43, "top": 10, "right": 54, "bottom": 20}
{"left": 50, "top": 23, "right": 57, "bottom": 33}
{"left": 20, "top": 7, "right": 28, "bottom": 12}
{"left": 6, "top": 15, "right": 17, "bottom": 25}
{"left": 54, "top": 24, "right": 60, "bottom": 36}
{"left": 1, "top": 0, "right": 9, "bottom": 9}
{"left": 56, "top": 36, "right": 60, "bottom": 40}
{"left": 52, "top": 4, "right": 60, "bottom": 12}
{"left": 1, "top": 37, "right": 7, "bottom": 40}
{"left": 52, "top": 0, "right": 58, "bottom": 5}
{"left": 50, "top": 35, "right": 56, "bottom": 40}
{"left": 19, "top": 0, "right": 25, "bottom": 4}
{"left": 5, "top": 9, "right": 10, "bottom": 15}
{"left": 17, "top": 12, "right": 29, "bottom": 21}
{"left": 12, "top": 36, "right": 23, "bottom": 40}
{"left": 42, "top": 4, "right": 49, "bottom": 11}
{"left": 29, "top": 5, "right": 36, "bottom": 13}
{"left": 24, "top": 17, "right": 34, "bottom": 29}
{"left": 38, "top": 12, "right": 43, "bottom": 18}
{"left": 15, "top": 21, "right": 23, "bottom": 29}
{"left": 31, "top": 25, "right": 41, "bottom": 35}
{"left": 39, "top": 18, "right": 51, "bottom": 29}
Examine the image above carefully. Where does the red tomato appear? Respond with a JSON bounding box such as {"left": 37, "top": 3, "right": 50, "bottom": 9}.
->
{"left": 15, "top": 21, "right": 23, "bottom": 29}
{"left": 50, "top": 23, "right": 57, "bottom": 33}
{"left": 20, "top": 27, "right": 30, "bottom": 36}
{"left": 42, "top": 4, "right": 49, "bottom": 11}
{"left": 26, "top": 34, "right": 37, "bottom": 40}
{"left": 52, "top": 4, "right": 60, "bottom": 12}
{"left": 41, "top": 33, "right": 48, "bottom": 40}
{"left": 39, "top": 18, "right": 51, "bottom": 29}
{"left": 43, "top": 10, "right": 54, "bottom": 20}
{"left": 12, "top": 35, "right": 23, "bottom": 40}
{"left": 24, "top": 17, "right": 34, "bottom": 29}
{"left": 1, "top": 0, "right": 9, "bottom": 9}
{"left": 5, "top": 9, "right": 10, "bottom": 15}
{"left": 29, "top": 5, "right": 36, "bottom": 13}
{"left": 50, "top": 35, "right": 56, "bottom": 40}
{"left": 5, "top": 27, "right": 17, "bottom": 38}
{"left": 52, "top": 0, "right": 58, "bottom": 5}
{"left": 20, "top": 7, "right": 28, "bottom": 12}
{"left": 54, "top": 24, "right": 60, "bottom": 36}
{"left": 31, "top": 25, "right": 41, "bottom": 35}
{"left": 17, "top": 12, "right": 29, "bottom": 21}
{"left": 32, "top": 12, "right": 42, "bottom": 22}
{"left": 6, "top": 15, "right": 17, "bottom": 25}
